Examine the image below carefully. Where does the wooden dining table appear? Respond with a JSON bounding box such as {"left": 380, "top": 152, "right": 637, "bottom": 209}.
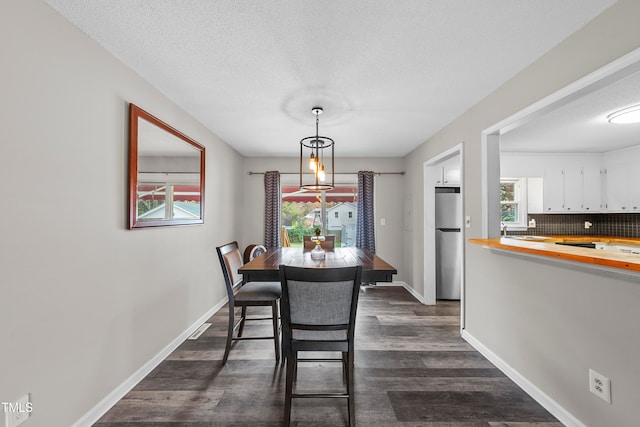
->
{"left": 239, "top": 247, "right": 397, "bottom": 283}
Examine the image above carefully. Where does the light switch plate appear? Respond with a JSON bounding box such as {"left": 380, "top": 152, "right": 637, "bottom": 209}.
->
{"left": 465, "top": 216, "right": 471, "bottom": 228}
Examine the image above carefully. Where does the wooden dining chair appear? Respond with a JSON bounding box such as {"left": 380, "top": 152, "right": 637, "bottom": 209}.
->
{"left": 278, "top": 265, "right": 363, "bottom": 427}
{"left": 302, "top": 234, "right": 336, "bottom": 250}
{"left": 216, "top": 241, "right": 281, "bottom": 365}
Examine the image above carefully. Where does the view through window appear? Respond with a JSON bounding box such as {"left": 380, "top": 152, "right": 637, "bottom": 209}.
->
{"left": 500, "top": 179, "right": 521, "bottom": 224}
{"left": 281, "top": 185, "right": 358, "bottom": 247}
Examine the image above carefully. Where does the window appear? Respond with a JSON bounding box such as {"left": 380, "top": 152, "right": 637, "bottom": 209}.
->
{"left": 500, "top": 178, "right": 527, "bottom": 229}
{"left": 281, "top": 184, "right": 358, "bottom": 247}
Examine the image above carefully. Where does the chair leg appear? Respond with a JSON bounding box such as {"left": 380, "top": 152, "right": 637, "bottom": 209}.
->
{"left": 271, "top": 302, "right": 280, "bottom": 363}
{"left": 238, "top": 306, "right": 247, "bottom": 337}
{"left": 346, "top": 350, "right": 355, "bottom": 427}
{"left": 222, "top": 304, "right": 235, "bottom": 365}
{"left": 284, "top": 350, "right": 296, "bottom": 427}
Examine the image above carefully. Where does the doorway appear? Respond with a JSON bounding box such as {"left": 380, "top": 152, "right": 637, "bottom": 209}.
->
{"left": 423, "top": 144, "right": 465, "bottom": 329}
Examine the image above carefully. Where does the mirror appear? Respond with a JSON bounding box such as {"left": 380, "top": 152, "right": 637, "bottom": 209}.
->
{"left": 128, "top": 104, "right": 205, "bottom": 229}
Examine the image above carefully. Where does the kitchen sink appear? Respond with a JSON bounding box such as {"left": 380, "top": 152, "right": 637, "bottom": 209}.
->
{"left": 504, "top": 235, "right": 549, "bottom": 241}
{"left": 555, "top": 241, "right": 597, "bottom": 249}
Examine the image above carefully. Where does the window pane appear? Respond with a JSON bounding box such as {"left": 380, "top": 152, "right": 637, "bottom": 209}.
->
{"left": 281, "top": 185, "right": 357, "bottom": 247}
{"left": 500, "top": 182, "right": 516, "bottom": 202}
{"left": 501, "top": 203, "right": 518, "bottom": 222}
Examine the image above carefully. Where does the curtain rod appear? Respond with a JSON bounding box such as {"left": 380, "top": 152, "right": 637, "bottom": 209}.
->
{"left": 248, "top": 171, "right": 405, "bottom": 176}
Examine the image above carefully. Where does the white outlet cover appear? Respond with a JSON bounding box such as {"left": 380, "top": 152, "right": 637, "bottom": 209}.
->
{"left": 589, "top": 368, "right": 612, "bottom": 404}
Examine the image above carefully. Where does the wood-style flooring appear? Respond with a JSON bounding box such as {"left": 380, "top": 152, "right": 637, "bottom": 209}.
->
{"left": 94, "top": 286, "right": 563, "bottom": 426}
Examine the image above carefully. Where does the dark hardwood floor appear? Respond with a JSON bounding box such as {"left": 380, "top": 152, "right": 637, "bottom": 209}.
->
{"left": 94, "top": 286, "right": 563, "bottom": 426}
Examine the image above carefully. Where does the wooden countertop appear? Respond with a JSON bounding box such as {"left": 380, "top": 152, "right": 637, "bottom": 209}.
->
{"left": 468, "top": 236, "right": 640, "bottom": 272}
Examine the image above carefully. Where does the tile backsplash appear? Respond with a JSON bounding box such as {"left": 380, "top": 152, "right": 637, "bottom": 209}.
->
{"left": 509, "top": 213, "right": 640, "bottom": 238}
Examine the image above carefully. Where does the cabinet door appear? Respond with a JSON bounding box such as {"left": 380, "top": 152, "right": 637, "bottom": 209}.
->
{"left": 543, "top": 168, "right": 564, "bottom": 212}
{"left": 582, "top": 167, "right": 603, "bottom": 212}
{"left": 443, "top": 157, "right": 461, "bottom": 186}
{"left": 563, "top": 167, "right": 582, "bottom": 212}
{"left": 433, "top": 166, "right": 444, "bottom": 186}
{"left": 605, "top": 165, "right": 629, "bottom": 211}
{"left": 630, "top": 166, "right": 640, "bottom": 211}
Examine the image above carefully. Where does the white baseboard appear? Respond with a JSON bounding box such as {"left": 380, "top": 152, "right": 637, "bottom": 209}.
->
{"left": 72, "top": 297, "right": 228, "bottom": 427}
{"left": 461, "top": 330, "right": 586, "bottom": 427}
{"left": 397, "top": 281, "right": 426, "bottom": 304}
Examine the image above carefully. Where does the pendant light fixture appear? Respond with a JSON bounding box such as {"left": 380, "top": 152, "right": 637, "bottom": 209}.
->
{"left": 299, "top": 107, "right": 335, "bottom": 191}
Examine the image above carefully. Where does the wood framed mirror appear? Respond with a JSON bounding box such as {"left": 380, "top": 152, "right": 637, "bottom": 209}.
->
{"left": 128, "top": 104, "right": 205, "bottom": 229}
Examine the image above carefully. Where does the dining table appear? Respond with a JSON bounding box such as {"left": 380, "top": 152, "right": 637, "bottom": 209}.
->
{"left": 238, "top": 246, "right": 397, "bottom": 283}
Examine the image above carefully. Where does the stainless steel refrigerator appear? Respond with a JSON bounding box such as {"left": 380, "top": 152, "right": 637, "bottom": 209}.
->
{"left": 435, "top": 187, "right": 461, "bottom": 300}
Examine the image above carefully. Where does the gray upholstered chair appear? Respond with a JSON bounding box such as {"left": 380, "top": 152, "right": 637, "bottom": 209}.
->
{"left": 216, "top": 241, "right": 281, "bottom": 365}
{"left": 278, "top": 265, "right": 363, "bottom": 427}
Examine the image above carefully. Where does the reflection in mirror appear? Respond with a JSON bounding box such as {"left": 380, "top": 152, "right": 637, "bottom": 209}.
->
{"left": 128, "top": 104, "right": 205, "bottom": 229}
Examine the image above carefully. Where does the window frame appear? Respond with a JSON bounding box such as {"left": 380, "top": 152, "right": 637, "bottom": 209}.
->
{"left": 500, "top": 177, "right": 528, "bottom": 230}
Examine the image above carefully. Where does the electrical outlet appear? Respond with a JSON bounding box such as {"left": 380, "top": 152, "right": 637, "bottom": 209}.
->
{"left": 4, "top": 394, "right": 31, "bottom": 427}
{"left": 589, "top": 369, "right": 611, "bottom": 404}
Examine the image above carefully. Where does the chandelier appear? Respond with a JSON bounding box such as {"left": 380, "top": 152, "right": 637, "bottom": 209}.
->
{"left": 299, "top": 107, "right": 334, "bottom": 191}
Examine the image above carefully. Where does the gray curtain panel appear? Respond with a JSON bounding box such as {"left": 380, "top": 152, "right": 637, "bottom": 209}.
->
{"left": 264, "top": 171, "right": 281, "bottom": 249}
{"left": 356, "top": 170, "right": 375, "bottom": 253}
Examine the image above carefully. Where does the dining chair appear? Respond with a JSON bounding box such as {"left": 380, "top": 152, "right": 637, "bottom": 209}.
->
{"left": 302, "top": 234, "right": 336, "bottom": 250}
{"left": 278, "top": 265, "right": 363, "bottom": 427}
{"left": 216, "top": 241, "right": 281, "bottom": 365}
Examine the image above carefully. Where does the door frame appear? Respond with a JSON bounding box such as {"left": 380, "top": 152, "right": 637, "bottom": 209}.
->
{"left": 423, "top": 143, "right": 465, "bottom": 330}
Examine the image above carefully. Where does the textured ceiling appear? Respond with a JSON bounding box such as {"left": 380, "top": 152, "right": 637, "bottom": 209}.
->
{"left": 42, "top": 0, "right": 616, "bottom": 157}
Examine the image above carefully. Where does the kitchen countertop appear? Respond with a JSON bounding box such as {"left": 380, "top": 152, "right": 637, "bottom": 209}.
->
{"left": 468, "top": 235, "right": 640, "bottom": 272}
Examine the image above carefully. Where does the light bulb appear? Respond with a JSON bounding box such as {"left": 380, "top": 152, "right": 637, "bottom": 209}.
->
{"left": 318, "top": 164, "right": 326, "bottom": 182}
{"left": 309, "top": 153, "right": 317, "bottom": 170}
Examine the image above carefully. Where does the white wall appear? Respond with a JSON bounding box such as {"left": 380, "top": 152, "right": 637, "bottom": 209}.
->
{"left": 0, "top": 1, "right": 243, "bottom": 426}
{"left": 241, "top": 157, "right": 405, "bottom": 283}
{"left": 403, "top": 0, "right": 640, "bottom": 425}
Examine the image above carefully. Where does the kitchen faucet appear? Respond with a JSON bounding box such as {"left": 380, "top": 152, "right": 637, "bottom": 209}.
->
{"left": 501, "top": 223, "right": 508, "bottom": 236}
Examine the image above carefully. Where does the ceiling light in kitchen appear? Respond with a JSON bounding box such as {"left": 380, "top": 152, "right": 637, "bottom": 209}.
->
{"left": 607, "top": 104, "right": 640, "bottom": 124}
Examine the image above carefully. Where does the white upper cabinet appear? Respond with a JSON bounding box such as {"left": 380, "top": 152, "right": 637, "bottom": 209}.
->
{"left": 605, "top": 164, "right": 630, "bottom": 211}
{"left": 543, "top": 168, "right": 565, "bottom": 212}
{"left": 434, "top": 156, "right": 461, "bottom": 187}
{"left": 563, "top": 167, "right": 583, "bottom": 212}
{"left": 630, "top": 167, "right": 640, "bottom": 211}
{"left": 582, "top": 167, "right": 603, "bottom": 212}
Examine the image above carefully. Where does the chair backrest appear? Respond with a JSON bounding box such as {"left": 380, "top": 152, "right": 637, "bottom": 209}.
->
{"left": 216, "top": 241, "right": 244, "bottom": 298}
{"left": 279, "top": 265, "right": 362, "bottom": 338}
{"left": 302, "top": 235, "right": 336, "bottom": 250}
